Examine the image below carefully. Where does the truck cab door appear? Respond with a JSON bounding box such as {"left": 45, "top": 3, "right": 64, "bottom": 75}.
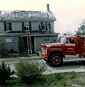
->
{"left": 65, "top": 38, "right": 76, "bottom": 55}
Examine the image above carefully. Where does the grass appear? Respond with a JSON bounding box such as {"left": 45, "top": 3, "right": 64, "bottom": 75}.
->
{"left": 6, "top": 72, "right": 85, "bottom": 87}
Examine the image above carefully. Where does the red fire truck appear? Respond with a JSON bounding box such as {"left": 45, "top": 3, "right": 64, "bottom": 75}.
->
{"left": 41, "top": 35, "right": 85, "bottom": 66}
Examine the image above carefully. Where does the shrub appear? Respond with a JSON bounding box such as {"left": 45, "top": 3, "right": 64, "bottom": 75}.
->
{"left": 0, "top": 62, "right": 15, "bottom": 85}
{"left": 6, "top": 79, "right": 18, "bottom": 86}
{"left": 15, "top": 60, "right": 45, "bottom": 84}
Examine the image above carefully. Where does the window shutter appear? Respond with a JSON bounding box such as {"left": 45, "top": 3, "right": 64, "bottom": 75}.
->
{"left": 9, "top": 22, "right": 12, "bottom": 31}
{"left": 29, "top": 22, "right": 31, "bottom": 32}
{"left": 4, "top": 22, "right": 6, "bottom": 31}
{"left": 22, "top": 22, "right": 24, "bottom": 32}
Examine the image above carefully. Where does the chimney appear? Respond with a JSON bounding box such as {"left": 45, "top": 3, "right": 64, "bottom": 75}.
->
{"left": 47, "top": 4, "right": 50, "bottom": 12}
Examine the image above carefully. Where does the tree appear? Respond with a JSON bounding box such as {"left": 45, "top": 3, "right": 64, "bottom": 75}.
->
{"left": 0, "top": 62, "right": 15, "bottom": 85}
{"left": 76, "top": 24, "right": 85, "bottom": 35}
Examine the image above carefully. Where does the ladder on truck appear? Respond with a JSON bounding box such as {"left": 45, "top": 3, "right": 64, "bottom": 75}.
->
{"left": 26, "top": 26, "right": 32, "bottom": 55}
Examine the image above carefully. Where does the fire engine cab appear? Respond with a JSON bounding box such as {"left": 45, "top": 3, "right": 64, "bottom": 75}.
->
{"left": 41, "top": 35, "right": 85, "bottom": 66}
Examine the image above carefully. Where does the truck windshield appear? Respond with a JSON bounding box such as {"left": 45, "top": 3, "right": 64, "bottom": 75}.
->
{"left": 60, "top": 37, "right": 66, "bottom": 44}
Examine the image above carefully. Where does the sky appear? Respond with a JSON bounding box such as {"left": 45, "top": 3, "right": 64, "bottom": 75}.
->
{"left": 0, "top": 0, "right": 85, "bottom": 34}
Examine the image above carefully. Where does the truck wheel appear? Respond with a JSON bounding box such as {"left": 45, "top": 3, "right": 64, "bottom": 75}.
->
{"left": 49, "top": 53, "right": 63, "bottom": 67}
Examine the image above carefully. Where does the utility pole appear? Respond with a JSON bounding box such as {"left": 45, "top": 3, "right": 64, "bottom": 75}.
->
{"left": 26, "top": 26, "right": 32, "bottom": 55}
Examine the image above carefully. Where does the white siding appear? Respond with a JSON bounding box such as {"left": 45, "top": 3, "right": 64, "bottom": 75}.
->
{"left": 12, "top": 22, "right": 22, "bottom": 31}
{"left": 31, "top": 22, "right": 39, "bottom": 31}
{"left": 50, "top": 22, "right": 54, "bottom": 33}
{"left": 0, "top": 36, "right": 18, "bottom": 52}
{"left": 34, "top": 36, "right": 57, "bottom": 51}
{"left": 0, "top": 22, "right": 4, "bottom": 33}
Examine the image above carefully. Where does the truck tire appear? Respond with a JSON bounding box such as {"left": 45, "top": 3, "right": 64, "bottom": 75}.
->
{"left": 49, "top": 53, "right": 63, "bottom": 67}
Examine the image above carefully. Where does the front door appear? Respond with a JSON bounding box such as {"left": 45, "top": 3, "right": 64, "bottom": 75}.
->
{"left": 65, "top": 37, "right": 76, "bottom": 55}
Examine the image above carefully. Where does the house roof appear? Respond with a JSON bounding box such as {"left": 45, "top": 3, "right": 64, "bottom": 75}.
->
{"left": 0, "top": 10, "right": 56, "bottom": 21}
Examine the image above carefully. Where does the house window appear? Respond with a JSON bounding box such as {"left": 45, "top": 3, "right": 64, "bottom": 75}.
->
{"left": 4, "top": 22, "right": 12, "bottom": 32}
{"left": 39, "top": 22, "right": 46, "bottom": 32}
{"left": 39, "top": 21, "right": 51, "bottom": 33}
{"left": 46, "top": 22, "right": 51, "bottom": 33}
{"left": 22, "top": 22, "right": 31, "bottom": 32}
{"left": 29, "top": 22, "right": 31, "bottom": 31}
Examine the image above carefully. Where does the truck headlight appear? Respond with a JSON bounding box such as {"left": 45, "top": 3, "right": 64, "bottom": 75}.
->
{"left": 47, "top": 45, "right": 51, "bottom": 48}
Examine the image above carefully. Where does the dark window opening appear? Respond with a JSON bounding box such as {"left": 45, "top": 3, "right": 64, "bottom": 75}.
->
{"left": 4, "top": 22, "right": 12, "bottom": 32}
{"left": 31, "top": 36, "right": 34, "bottom": 53}
{"left": 22, "top": 22, "right": 31, "bottom": 32}
{"left": 39, "top": 21, "right": 51, "bottom": 33}
{"left": 22, "top": 22, "right": 24, "bottom": 32}
{"left": 29, "top": 22, "right": 31, "bottom": 32}
{"left": 66, "top": 38, "right": 75, "bottom": 44}
{"left": 46, "top": 22, "right": 51, "bottom": 33}
{"left": 39, "top": 22, "right": 46, "bottom": 32}
{"left": 4, "top": 22, "right": 6, "bottom": 31}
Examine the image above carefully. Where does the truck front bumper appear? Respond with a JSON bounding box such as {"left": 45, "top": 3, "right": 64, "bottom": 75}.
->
{"left": 41, "top": 47, "right": 48, "bottom": 60}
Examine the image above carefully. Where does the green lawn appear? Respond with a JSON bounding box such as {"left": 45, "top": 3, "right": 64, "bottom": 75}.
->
{"left": 6, "top": 72, "right": 85, "bottom": 87}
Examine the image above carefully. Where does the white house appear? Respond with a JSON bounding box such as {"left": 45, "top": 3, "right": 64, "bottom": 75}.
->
{"left": 0, "top": 4, "right": 58, "bottom": 54}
